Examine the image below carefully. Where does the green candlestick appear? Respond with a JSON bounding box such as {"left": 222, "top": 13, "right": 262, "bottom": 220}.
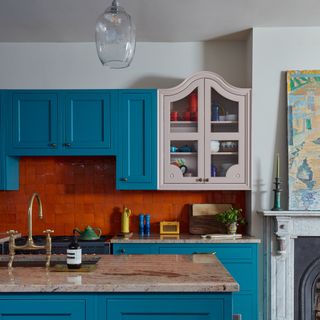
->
{"left": 271, "top": 177, "right": 282, "bottom": 211}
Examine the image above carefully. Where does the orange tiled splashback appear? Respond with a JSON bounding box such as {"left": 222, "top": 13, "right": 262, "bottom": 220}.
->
{"left": 0, "top": 157, "right": 246, "bottom": 235}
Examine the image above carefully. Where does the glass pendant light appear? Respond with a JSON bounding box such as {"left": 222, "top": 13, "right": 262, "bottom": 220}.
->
{"left": 95, "top": 0, "right": 136, "bottom": 68}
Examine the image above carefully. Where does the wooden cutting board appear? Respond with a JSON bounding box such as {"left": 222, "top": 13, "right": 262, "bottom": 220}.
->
{"left": 189, "top": 204, "right": 231, "bottom": 235}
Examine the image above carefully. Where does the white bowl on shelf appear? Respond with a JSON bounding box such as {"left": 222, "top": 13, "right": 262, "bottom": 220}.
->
{"left": 225, "top": 114, "right": 237, "bottom": 121}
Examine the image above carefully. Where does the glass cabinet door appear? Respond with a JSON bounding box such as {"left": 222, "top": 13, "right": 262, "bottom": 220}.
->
{"left": 163, "top": 79, "right": 205, "bottom": 184}
{"left": 204, "top": 79, "right": 246, "bottom": 184}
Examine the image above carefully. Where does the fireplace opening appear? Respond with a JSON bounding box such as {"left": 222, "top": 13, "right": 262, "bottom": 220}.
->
{"left": 295, "top": 237, "right": 320, "bottom": 319}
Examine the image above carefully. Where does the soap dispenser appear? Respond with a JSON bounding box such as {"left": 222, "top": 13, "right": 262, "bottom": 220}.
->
{"left": 67, "top": 231, "right": 82, "bottom": 269}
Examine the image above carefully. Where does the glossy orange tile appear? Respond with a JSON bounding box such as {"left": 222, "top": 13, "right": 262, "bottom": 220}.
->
{"left": 0, "top": 157, "right": 246, "bottom": 236}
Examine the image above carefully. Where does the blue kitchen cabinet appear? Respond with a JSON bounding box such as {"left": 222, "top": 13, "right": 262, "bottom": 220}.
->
{"left": 7, "top": 90, "right": 116, "bottom": 156}
{"left": 0, "top": 92, "right": 19, "bottom": 190}
{"left": 10, "top": 91, "right": 59, "bottom": 152}
{"left": 100, "top": 293, "right": 232, "bottom": 320}
{"left": 116, "top": 90, "right": 157, "bottom": 190}
{"left": 63, "top": 91, "right": 116, "bottom": 154}
{"left": 0, "top": 293, "right": 232, "bottom": 320}
{"left": 0, "top": 294, "right": 88, "bottom": 320}
{"left": 112, "top": 242, "right": 258, "bottom": 320}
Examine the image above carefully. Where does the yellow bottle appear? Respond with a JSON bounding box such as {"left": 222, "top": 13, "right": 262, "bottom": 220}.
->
{"left": 121, "top": 207, "right": 132, "bottom": 233}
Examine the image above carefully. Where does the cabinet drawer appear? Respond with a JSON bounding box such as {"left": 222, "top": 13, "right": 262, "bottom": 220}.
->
{"left": 113, "top": 244, "right": 158, "bottom": 255}
{"left": 0, "top": 299, "right": 85, "bottom": 320}
{"left": 103, "top": 294, "right": 232, "bottom": 320}
{"left": 158, "top": 245, "right": 253, "bottom": 261}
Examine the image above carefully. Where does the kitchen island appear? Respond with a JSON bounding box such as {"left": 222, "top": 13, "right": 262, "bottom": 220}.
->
{"left": 0, "top": 254, "right": 238, "bottom": 319}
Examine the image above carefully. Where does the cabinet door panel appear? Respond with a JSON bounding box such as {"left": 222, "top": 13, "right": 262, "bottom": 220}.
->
{"left": 0, "top": 92, "right": 19, "bottom": 190}
{"left": 0, "top": 299, "right": 85, "bottom": 320}
{"left": 104, "top": 295, "right": 231, "bottom": 320}
{"left": 64, "top": 92, "right": 114, "bottom": 153}
{"left": 233, "top": 293, "right": 256, "bottom": 320}
{"left": 11, "top": 92, "right": 58, "bottom": 150}
{"left": 117, "top": 90, "right": 157, "bottom": 190}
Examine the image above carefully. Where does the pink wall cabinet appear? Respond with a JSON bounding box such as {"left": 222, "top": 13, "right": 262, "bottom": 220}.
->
{"left": 159, "top": 71, "right": 251, "bottom": 190}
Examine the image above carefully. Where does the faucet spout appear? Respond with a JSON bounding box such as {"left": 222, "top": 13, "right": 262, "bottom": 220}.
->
{"left": 27, "top": 192, "right": 43, "bottom": 243}
{"left": 7, "top": 192, "right": 54, "bottom": 268}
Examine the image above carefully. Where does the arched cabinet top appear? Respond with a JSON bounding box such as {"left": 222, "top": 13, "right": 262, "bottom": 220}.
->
{"left": 159, "top": 71, "right": 251, "bottom": 98}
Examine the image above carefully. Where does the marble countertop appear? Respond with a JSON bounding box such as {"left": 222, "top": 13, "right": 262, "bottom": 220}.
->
{"left": 111, "top": 233, "right": 260, "bottom": 243}
{"left": 0, "top": 254, "right": 239, "bottom": 293}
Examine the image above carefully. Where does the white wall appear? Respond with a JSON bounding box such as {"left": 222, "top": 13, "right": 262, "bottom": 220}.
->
{"left": 251, "top": 27, "right": 320, "bottom": 234}
{"left": 251, "top": 27, "right": 320, "bottom": 319}
{"left": 0, "top": 41, "right": 248, "bottom": 89}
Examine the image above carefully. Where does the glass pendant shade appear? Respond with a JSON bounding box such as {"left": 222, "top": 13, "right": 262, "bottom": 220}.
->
{"left": 95, "top": 0, "right": 136, "bottom": 68}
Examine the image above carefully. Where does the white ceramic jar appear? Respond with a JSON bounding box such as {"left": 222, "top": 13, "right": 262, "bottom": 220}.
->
{"left": 210, "top": 140, "right": 220, "bottom": 152}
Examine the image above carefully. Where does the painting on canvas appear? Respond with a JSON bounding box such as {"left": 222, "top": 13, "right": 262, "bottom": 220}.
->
{"left": 287, "top": 70, "right": 320, "bottom": 210}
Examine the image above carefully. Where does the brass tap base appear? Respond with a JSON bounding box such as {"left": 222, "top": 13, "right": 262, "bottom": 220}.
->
{"left": 7, "top": 229, "right": 54, "bottom": 269}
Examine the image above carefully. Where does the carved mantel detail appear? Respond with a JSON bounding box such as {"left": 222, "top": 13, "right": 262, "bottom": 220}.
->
{"left": 260, "top": 211, "right": 320, "bottom": 320}
{"left": 274, "top": 216, "right": 293, "bottom": 255}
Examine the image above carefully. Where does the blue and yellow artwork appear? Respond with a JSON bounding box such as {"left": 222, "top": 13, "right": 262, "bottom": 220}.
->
{"left": 288, "top": 70, "right": 320, "bottom": 210}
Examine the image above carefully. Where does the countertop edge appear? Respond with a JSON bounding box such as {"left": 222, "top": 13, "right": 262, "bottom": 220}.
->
{"left": 111, "top": 234, "right": 260, "bottom": 244}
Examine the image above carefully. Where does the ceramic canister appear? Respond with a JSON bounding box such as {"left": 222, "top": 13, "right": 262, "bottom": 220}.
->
{"left": 210, "top": 140, "right": 220, "bottom": 152}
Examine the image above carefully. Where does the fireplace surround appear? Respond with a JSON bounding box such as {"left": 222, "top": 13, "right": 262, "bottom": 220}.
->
{"left": 261, "top": 211, "right": 320, "bottom": 320}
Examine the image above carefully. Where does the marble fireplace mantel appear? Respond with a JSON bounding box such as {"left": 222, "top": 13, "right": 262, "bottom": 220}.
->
{"left": 260, "top": 211, "right": 320, "bottom": 320}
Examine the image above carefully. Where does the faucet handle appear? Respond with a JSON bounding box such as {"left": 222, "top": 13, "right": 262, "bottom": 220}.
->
{"left": 6, "top": 230, "right": 18, "bottom": 236}
{"left": 43, "top": 229, "right": 54, "bottom": 235}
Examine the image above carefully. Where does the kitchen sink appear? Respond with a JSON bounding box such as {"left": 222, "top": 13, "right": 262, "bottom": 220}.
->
{"left": 0, "top": 255, "right": 100, "bottom": 268}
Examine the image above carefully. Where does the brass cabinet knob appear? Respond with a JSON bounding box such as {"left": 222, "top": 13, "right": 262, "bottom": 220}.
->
{"left": 204, "top": 178, "right": 209, "bottom": 182}
{"left": 195, "top": 178, "right": 203, "bottom": 182}
{"left": 64, "top": 143, "right": 71, "bottom": 147}
{"left": 121, "top": 178, "right": 128, "bottom": 182}
{"left": 120, "top": 248, "right": 126, "bottom": 254}
{"left": 48, "top": 143, "right": 57, "bottom": 148}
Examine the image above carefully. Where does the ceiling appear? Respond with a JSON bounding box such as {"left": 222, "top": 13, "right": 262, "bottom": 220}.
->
{"left": 1, "top": 0, "right": 320, "bottom": 42}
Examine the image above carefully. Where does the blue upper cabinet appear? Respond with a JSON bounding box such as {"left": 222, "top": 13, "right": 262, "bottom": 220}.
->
{"left": 0, "top": 92, "right": 19, "bottom": 190}
{"left": 7, "top": 90, "right": 116, "bottom": 156}
{"left": 63, "top": 91, "right": 116, "bottom": 154}
{"left": 116, "top": 90, "right": 157, "bottom": 190}
{"left": 11, "top": 91, "right": 59, "bottom": 152}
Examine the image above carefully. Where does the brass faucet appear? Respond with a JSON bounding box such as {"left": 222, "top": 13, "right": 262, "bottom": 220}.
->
{"left": 7, "top": 193, "right": 54, "bottom": 268}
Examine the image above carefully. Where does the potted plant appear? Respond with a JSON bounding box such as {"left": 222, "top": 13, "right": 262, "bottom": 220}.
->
{"left": 216, "top": 207, "right": 245, "bottom": 235}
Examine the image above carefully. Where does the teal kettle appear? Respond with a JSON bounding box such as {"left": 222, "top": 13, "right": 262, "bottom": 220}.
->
{"left": 73, "top": 226, "right": 102, "bottom": 240}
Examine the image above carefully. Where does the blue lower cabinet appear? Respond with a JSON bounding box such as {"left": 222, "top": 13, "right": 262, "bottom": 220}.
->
{"left": 116, "top": 90, "right": 157, "bottom": 190}
{"left": 112, "top": 243, "right": 258, "bottom": 320}
{"left": 0, "top": 293, "right": 232, "bottom": 320}
{"left": 0, "top": 295, "right": 87, "bottom": 320}
{"left": 101, "top": 294, "right": 232, "bottom": 320}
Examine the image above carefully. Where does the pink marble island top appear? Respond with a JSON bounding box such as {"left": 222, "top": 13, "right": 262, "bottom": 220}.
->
{"left": 0, "top": 254, "right": 239, "bottom": 293}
